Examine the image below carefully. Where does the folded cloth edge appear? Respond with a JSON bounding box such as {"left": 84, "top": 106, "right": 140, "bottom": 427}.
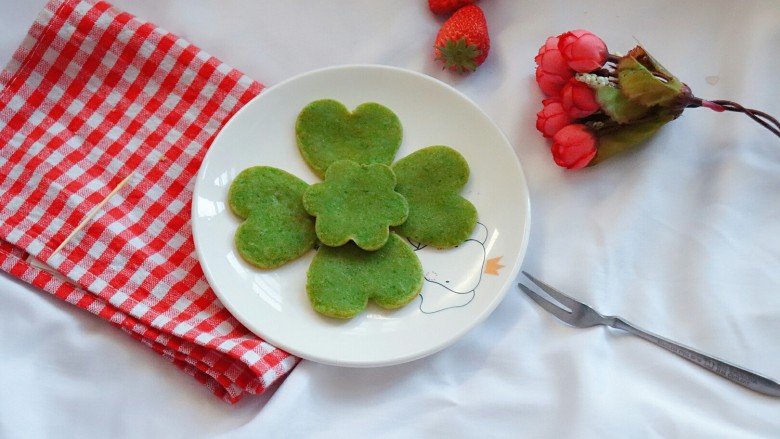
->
{"left": 0, "top": 0, "right": 299, "bottom": 403}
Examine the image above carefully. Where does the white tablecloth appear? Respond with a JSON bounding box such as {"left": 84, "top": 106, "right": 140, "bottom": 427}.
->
{"left": 2, "top": 1, "right": 779, "bottom": 437}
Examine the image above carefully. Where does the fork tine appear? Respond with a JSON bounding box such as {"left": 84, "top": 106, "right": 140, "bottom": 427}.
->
{"left": 521, "top": 271, "right": 581, "bottom": 311}
{"left": 517, "top": 282, "right": 572, "bottom": 322}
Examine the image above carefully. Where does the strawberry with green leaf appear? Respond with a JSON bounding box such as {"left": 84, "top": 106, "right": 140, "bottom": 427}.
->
{"left": 433, "top": 4, "right": 490, "bottom": 73}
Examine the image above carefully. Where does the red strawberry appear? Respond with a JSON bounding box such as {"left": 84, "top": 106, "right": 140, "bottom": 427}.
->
{"left": 433, "top": 5, "right": 490, "bottom": 73}
{"left": 428, "top": 0, "right": 479, "bottom": 16}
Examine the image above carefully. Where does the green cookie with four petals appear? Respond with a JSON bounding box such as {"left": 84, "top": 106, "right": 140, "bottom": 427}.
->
{"left": 295, "top": 99, "right": 403, "bottom": 178}
{"left": 306, "top": 233, "right": 424, "bottom": 319}
{"left": 303, "top": 160, "right": 408, "bottom": 251}
{"left": 229, "top": 166, "right": 316, "bottom": 269}
{"left": 392, "top": 145, "right": 477, "bottom": 248}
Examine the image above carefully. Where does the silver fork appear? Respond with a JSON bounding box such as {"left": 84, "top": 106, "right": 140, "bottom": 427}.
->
{"left": 518, "top": 271, "right": 780, "bottom": 397}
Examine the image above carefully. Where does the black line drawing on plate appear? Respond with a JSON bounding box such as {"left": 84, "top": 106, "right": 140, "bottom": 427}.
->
{"left": 409, "top": 222, "right": 488, "bottom": 314}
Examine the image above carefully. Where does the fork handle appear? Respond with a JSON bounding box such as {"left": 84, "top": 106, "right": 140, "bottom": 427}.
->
{"left": 610, "top": 318, "right": 780, "bottom": 397}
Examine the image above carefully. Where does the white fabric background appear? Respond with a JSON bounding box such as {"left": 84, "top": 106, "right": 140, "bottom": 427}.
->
{"left": 2, "top": 1, "right": 779, "bottom": 438}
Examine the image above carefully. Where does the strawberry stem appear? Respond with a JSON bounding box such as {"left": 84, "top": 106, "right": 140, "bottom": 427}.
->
{"left": 435, "top": 37, "right": 482, "bottom": 73}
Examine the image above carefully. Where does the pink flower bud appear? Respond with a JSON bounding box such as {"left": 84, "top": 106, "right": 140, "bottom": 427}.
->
{"left": 551, "top": 124, "right": 597, "bottom": 169}
{"left": 535, "top": 67, "right": 568, "bottom": 97}
{"left": 558, "top": 29, "right": 608, "bottom": 73}
{"left": 535, "top": 37, "right": 573, "bottom": 76}
{"left": 536, "top": 98, "right": 573, "bottom": 138}
{"left": 560, "top": 77, "right": 600, "bottom": 118}
{"left": 535, "top": 36, "right": 575, "bottom": 96}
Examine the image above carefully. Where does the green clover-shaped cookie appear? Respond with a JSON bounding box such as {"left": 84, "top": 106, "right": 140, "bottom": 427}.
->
{"left": 392, "top": 145, "right": 477, "bottom": 248}
{"left": 228, "top": 166, "right": 316, "bottom": 269}
{"left": 227, "top": 99, "right": 480, "bottom": 320}
{"left": 303, "top": 160, "right": 409, "bottom": 251}
{"left": 296, "top": 99, "right": 403, "bottom": 178}
{"left": 307, "top": 233, "right": 424, "bottom": 319}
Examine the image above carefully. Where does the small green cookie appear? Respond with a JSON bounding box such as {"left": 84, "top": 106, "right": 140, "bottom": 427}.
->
{"left": 392, "top": 145, "right": 478, "bottom": 248}
{"left": 303, "top": 160, "right": 408, "bottom": 251}
{"left": 228, "top": 166, "right": 316, "bottom": 269}
{"left": 306, "top": 233, "right": 424, "bottom": 319}
{"left": 295, "top": 99, "right": 403, "bottom": 178}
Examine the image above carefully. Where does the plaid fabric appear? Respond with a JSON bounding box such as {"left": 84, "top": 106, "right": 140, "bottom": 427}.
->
{"left": 0, "top": 0, "right": 298, "bottom": 403}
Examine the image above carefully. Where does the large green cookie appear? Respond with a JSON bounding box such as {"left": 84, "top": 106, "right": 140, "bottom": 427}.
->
{"left": 306, "top": 233, "right": 424, "bottom": 319}
{"left": 295, "top": 99, "right": 403, "bottom": 178}
{"left": 303, "top": 160, "right": 408, "bottom": 251}
{"left": 228, "top": 166, "right": 316, "bottom": 269}
{"left": 392, "top": 145, "right": 478, "bottom": 248}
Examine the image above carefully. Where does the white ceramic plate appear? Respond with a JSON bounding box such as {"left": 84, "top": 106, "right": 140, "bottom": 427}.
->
{"left": 192, "top": 65, "right": 530, "bottom": 367}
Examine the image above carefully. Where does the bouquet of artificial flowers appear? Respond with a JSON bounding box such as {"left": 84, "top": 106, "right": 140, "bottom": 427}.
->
{"left": 534, "top": 30, "right": 779, "bottom": 169}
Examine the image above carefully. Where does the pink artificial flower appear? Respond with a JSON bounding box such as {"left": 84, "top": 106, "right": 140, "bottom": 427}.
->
{"left": 535, "top": 67, "right": 568, "bottom": 97}
{"left": 551, "top": 124, "right": 598, "bottom": 169}
{"left": 558, "top": 29, "right": 608, "bottom": 73}
{"left": 535, "top": 36, "right": 574, "bottom": 78}
{"left": 536, "top": 98, "right": 573, "bottom": 138}
{"left": 535, "top": 36, "right": 574, "bottom": 96}
{"left": 560, "top": 77, "right": 600, "bottom": 118}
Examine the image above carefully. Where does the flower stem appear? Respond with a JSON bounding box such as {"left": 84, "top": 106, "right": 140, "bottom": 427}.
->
{"left": 709, "top": 100, "right": 780, "bottom": 137}
{"left": 688, "top": 98, "right": 780, "bottom": 137}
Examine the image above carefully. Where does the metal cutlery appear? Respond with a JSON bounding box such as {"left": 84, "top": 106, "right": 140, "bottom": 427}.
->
{"left": 518, "top": 271, "right": 780, "bottom": 397}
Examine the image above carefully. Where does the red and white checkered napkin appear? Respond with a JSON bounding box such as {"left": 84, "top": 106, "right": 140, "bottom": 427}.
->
{"left": 0, "top": 0, "right": 299, "bottom": 403}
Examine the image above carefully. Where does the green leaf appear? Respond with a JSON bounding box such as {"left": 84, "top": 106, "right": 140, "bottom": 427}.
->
{"left": 617, "top": 46, "right": 683, "bottom": 107}
{"left": 589, "top": 115, "right": 673, "bottom": 166}
{"left": 595, "top": 86, "right": 650, "bottom": 124}
{"left": 435, "top": 37, "right": 481, "bottom": 73}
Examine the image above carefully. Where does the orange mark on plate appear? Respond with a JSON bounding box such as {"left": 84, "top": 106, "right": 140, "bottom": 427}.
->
{"left": 484, "top": 256, "right": 505, "bottom": 275}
